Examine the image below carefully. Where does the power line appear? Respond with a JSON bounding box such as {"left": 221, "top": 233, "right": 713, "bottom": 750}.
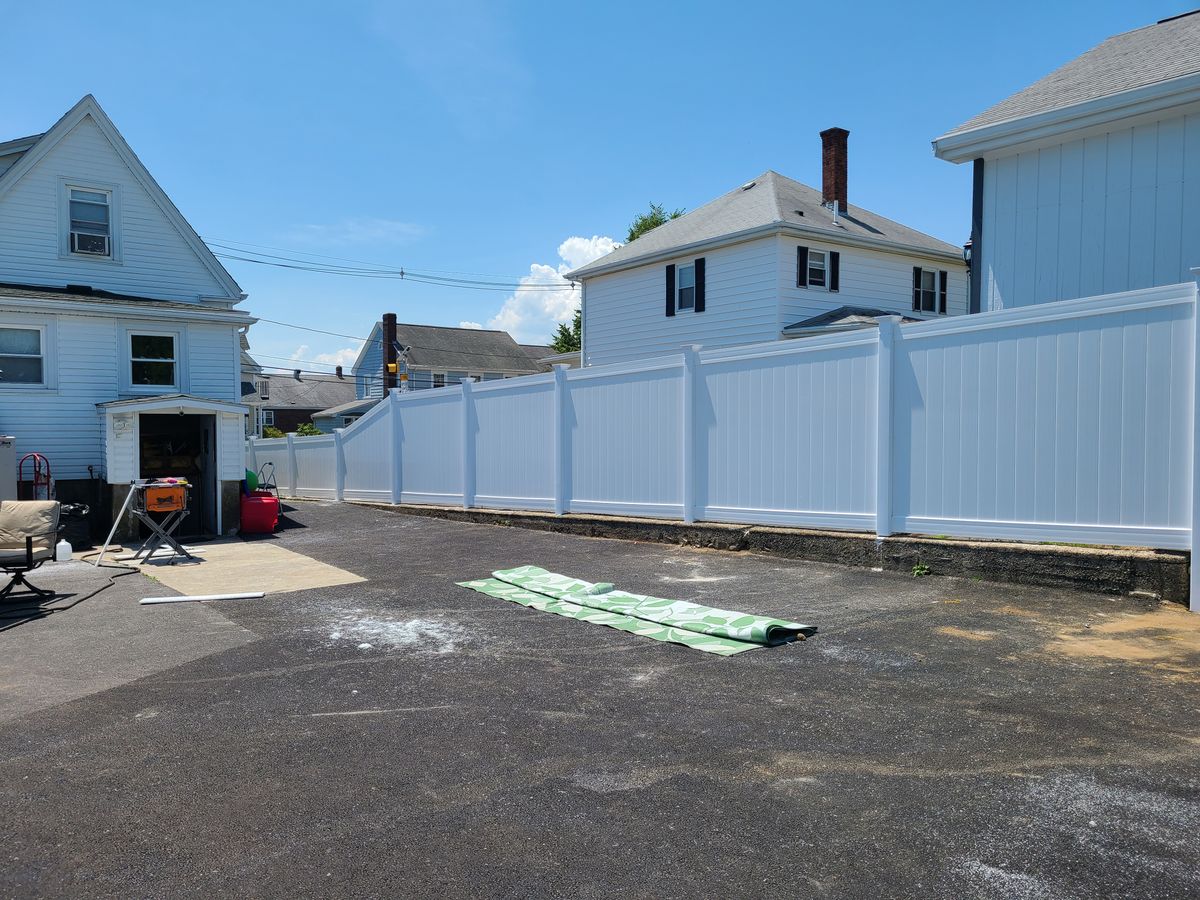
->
{"left": 207, "top": 236, "right": 536, "bottom": 280}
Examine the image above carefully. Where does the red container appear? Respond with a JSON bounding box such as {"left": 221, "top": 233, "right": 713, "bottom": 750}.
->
{"left": 240, "top": 490, "right": 279, "bottom": 534}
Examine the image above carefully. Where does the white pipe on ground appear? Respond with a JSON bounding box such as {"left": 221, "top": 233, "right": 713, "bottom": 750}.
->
{"left": 139, "top": 592, "right": 265, "bottom": 605}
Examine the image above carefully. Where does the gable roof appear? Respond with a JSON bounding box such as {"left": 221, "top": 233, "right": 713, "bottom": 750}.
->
{"left": 935, "top": 12, "right": 1200, "bottom": 157}
{"left": 567, "top": 171, "right": 961, "bottom": 280}
{"left": 241, "top": 372, "right": 356, "bottom": 410}
{"left": 397, "top": 323, "right": 548, "bottom": 373}
{"left": 0, "top": 95, "right": 244, "bottom": 301}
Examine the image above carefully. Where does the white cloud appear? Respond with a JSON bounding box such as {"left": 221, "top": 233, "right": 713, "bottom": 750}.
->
{"left": 282, "top": 217, "right": 424, "bottom": 246}
{"left": 458, "top": 321, "right": 483, "bottom": 329}
{"left": 291, "top": 342, "right": 363, "bottom": 369}
{"left": 487, "top": 235, "right": 619, "bottom": 343}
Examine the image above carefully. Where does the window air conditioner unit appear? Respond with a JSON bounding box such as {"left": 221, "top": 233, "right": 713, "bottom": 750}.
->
{"left": 70, "top": 232, "right": 109, "bottom": 255}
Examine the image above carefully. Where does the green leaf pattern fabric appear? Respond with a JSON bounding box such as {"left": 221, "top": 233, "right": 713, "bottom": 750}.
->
{"left": 457, "top": 565, "right": 816, "bottom": 656}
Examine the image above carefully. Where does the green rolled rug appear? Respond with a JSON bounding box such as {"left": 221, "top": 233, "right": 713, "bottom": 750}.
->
{"left": 457, "top": 565, "right": 816, "bottom": 656}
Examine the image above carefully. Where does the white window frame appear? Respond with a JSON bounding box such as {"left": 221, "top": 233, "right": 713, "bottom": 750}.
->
{"left": 0, "top": 323, "right": 48, "bottom": 389}
{"left": 431, "top": 371, "right": 446, "bottom": 388}
{"left": 58, "top": 178, "right": 122, "bottom": 262}
{"left": 676, "top": 263, "right": 696, "bottom": 311}
{"left": 807, "top": 249, "right": 828, "bottom": 289}
{"left": 261, "top": 409, "right": 275, "bottom": 426}
{"left": 341, "top": 415, "right": 360, "bottom": 427}
{"left": 126, "top": 329, "right": 181, "bottom": 394}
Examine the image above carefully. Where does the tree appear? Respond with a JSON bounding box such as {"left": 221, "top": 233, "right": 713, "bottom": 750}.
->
{"left": 626, "top": 202, "right": 684, "bottom": 243}
{"left": 262, "top": 425, "right": 285, "bottom": 439}
{"left": 551, "top": 308, "right": 582, "bottom": 354}
{"left": 296, "top": 422, "right": 323, "bottom": 436}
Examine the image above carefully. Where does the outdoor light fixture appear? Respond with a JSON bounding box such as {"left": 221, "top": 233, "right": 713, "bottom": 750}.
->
{"left": 962, "top": 239, "right": 973, "bottom": 267}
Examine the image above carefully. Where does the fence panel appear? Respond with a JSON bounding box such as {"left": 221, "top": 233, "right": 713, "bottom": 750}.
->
{"left": 248, "top": 437, "right": 289, "bottom": 491}
{"left": 698, "top": 334, "right": 879, "bottom": 529}
{"left": 564, "top": 357, "right": 685, "bottom": 518}
{"left": 341, "top": 398, "right": 395, "bottom": 502}
{"left": 472, "top": 373, "right": 556, "bottom": 510}
{"left": 892, "top": 285, "right": 1195, "bottom": 548}
{"left": 292, "top": 434, "right": 337, "bottom": 499}
{"left": 396, "top": 389, "right": 464, "bottom": 505}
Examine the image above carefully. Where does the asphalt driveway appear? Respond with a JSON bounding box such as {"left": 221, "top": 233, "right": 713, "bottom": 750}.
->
{"left": 2, "top": 501, "right": 1198, "bottom": 899}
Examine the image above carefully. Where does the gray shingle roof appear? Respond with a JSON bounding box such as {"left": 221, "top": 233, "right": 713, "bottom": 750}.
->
{"left": 396, "top": 323, "right": 547, "bottom": 373}
{"left": 783, "top": 305, "right": 921, "bottom": 334}
{"left": 312, "top": 397, "right": 380, "bottom": 419}
{"left": 241, "top": 373, "right": 356, "bottom": 410}
{"left": 941, "top": 12, "right": 1200, "bottom": 139}
{"left": 567, "top": 171, "right": 960, "bottom": 279}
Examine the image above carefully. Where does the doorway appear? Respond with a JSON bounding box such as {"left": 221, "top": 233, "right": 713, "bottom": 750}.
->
{"left": 138, "top": 413, "right": 216, "bottom": 537}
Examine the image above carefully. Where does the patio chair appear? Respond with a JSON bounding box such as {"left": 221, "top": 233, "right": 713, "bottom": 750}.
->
{"left": 0, "top": 500, "right": 62, "bottom": 602}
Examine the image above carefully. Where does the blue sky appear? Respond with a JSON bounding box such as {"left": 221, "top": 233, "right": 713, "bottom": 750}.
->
{"left": 0, "top": 0, "right": 1184, "bottom": 373}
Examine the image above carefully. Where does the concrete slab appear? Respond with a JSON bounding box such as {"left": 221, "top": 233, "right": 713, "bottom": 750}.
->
{"left": 134, "top": 538, "right": 366, "bottom": 596}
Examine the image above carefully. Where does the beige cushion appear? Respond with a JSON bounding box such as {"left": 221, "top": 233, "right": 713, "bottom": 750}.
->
{"left": 0, "top": 501, "right": 60, "bottom": 558}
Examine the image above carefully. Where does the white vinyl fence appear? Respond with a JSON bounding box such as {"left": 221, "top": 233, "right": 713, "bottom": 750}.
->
{"left": 249, "top": 282, "right": 1200, "bottom": 606}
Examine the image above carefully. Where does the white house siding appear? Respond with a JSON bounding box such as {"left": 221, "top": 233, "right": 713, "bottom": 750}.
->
{"left": 777, "top": 236, "right": 969, "bottom": 327}
{"left": 0, "top": 309, "right": 242, "bottom": 479}
{"left": 0, "top": 116, "right": 231, "bottom": 302}
{"left": 583, "top": 237, "right": 780, "bottom": 367}
{"left": 981, "top": 111, "right": 1200, "bottom": 310}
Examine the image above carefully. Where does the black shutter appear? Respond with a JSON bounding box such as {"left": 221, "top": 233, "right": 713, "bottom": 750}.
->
{"left": 665, "top": 264, "right": 676, "bottom": 317}
{"left": 694, "top": 257, "right": 706, "bottom": 312}
{"left": 938, "top": 270, "right": 948, "bottom": 314}
{"left": 797, "top": 246, "right": 809, "bottom": 288}
{"left": 912, "top": 267, "right": 922, "bottom": 311}
{"left": 829, "top": 251, "right": 840, "bottom": 292}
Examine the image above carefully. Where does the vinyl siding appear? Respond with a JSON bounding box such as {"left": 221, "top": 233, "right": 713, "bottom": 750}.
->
{"left": 0, "top": 115, "right": 231, "bottom": 302}
{"left": 0, "top": 309, "right": 242, "bottom": 479}
{"left": 981, "top": 110, "right": 1200, "bottom": 310}
{"left": 777, "top": 236, "right": 969, "bottom": 326}
{"left": 583, "top": 237, "right": 780, "bottom": 367}
{"left": 355, "top": 323, "right": 384, "bottom": 399}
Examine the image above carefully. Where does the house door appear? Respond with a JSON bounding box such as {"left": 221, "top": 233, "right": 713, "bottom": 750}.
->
{"left": 138, "top": 413, "right": 217, "bottom": 537}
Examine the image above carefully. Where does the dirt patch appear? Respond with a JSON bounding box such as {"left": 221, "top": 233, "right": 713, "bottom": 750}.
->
{"left": 937, "top": 625, "right": 995, "bottom": 642}
{"left": 1048, "top": 604, "right": 1200, "bottom": 679}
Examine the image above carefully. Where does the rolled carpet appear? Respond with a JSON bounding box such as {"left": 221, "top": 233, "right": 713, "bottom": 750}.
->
{"left": 457, "top": 565, "right": 816, "bottom": 656}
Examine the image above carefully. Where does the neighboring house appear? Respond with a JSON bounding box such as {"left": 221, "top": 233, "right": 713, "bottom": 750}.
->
{"left": 933, "top": 11, "right": 1200, "bottom": 312}
{"left": 567, "top": 129, "right": 968, "bottom": 367}
{"left": 241, "top": 367, "right": 356, "bottom": 436}
{"left": 348, "top": 320, "right": 548, "bottom": 399}
{"left": 522, "top": 343, "right": 581, "bottom": 369}
{"left": 0, "top": 95, "right": 254, "bottom": 537}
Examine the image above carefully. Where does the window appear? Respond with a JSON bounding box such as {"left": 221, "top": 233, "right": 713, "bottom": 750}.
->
{"left": 0, "top": 326, "right": 44, "bottom": 385}
{"left": 261, "top": 409, "right": 275, "bottom": 426}
{"left": 807, "top": 250, "right": 827, "bottom": 288}
{"left": 447, "top": 371, "right": 468, "bottom": 384}
{"left": 432, "top": 372, "right": 445, "bottom": 388}
{"left": 68, "top": 188, "right": 111, "bottom": 256}
{"left": 677, "top": 264, "right": 695, "bottom": 311}
{"left": 912, "top": 267, "right": 948, "bottom": 314}
{"left": 342, "top": 415, "right": 360, "bottom": 427}
{"left": 130, "top": 333, "right": 176, "bottom": 387}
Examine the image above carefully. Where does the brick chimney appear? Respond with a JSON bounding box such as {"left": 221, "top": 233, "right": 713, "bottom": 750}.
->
{"left": 820, "top": 127, "right": 849, "bottom": 212}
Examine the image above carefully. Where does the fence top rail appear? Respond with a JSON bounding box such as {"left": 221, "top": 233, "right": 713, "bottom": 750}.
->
{"left": 566, "top": 353, "right": 684, "bottom": 382}
{"left": 901, "top": 281, "right": 1197, "bottom": 343}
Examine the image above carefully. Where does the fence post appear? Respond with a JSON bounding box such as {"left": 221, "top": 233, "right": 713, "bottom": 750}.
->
{"left": 1190, "top": 280, "right": 1200, "bottom": 612}
{"left": 461, "top": 377, "right": 475, "bottom": 509}
{"left": 390, "top": 388, "right": 403, "bottom": 505}
{"left": 681, "top": 345, "right": 701, "bottom": 523}
{"left": 285, "top": 432, "right": 298, "bottom": 498}
{"left": 553, "top": 365, "right": 569, "bottom": 515}
{"left": 333, "top": 428, "right": 346, "bottom": 502}
{"left": 875, "top": 317, "right": 899, "bottom": 538}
